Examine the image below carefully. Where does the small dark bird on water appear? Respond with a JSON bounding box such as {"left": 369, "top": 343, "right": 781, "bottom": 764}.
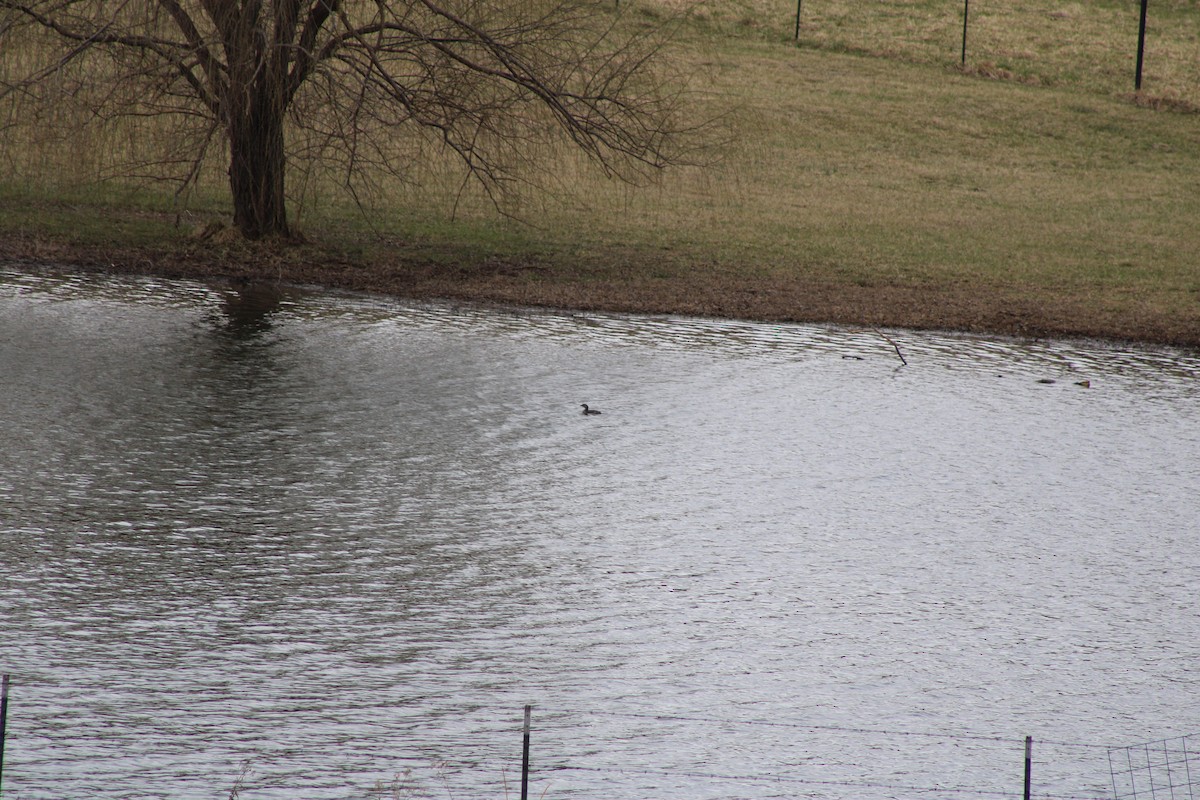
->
{"left": 581, "top": 404, "right": 601, "bottom": 415}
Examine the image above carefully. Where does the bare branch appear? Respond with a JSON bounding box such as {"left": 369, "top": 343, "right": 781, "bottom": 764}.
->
{"left": 287, "top": 0, "right": 338, "bottom": 101}
{"left": 3, "top": 0, "right": 704, "bottom": 238}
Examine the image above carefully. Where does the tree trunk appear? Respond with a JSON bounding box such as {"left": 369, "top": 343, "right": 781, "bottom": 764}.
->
{"left": 227, "top": 81, "right": 290, "bottom": 240}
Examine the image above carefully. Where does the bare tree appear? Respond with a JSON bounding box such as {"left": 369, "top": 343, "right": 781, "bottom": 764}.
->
{"left": 0, "top": 0, "right": 694, "bottom": 239}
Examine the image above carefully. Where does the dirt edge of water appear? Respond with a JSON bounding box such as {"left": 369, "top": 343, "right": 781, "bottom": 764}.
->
{"left": 2, "top": 232, "right": 1196, "bottom": 349}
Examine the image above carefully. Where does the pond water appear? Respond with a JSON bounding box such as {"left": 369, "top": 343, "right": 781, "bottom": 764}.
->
{"left": 0, "top": 266, "right": 1197, "bottom": 800}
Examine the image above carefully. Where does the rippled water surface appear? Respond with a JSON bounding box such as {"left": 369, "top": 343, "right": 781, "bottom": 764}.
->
{"left": 1, "top": 266, "right": 1198, "bottom": 800}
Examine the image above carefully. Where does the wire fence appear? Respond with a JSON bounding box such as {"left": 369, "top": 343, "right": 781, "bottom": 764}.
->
{"left": 1, "top": 677, "right": 1193, "bottom": 800}
{"left": 782, "top": 0, "right": 1200, "bottom": 102}
{"left": 525, "top": 707, "right": 1129, "bottom": 800}
{"left": 1109, "top": 732, "right": 1200, "bottom": 800}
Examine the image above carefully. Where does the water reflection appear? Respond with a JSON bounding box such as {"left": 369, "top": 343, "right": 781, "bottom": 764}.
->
{"left": 1, "top": 266, "right": 1198, "bottom": 800}
{"left": 213, "top": 281, "right": 290, "bottom": 338}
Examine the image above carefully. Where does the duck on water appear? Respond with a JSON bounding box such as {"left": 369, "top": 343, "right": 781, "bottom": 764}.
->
{"left": 581, "top": 404, "right": 601, "bottom": 415}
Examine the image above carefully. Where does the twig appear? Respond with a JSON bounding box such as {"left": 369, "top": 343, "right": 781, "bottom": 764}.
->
{"left": 875, "top": 328, "right": 907, "bottom": 366}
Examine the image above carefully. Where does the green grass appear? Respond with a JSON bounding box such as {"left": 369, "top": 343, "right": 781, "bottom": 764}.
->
{"left": 2, "top": 0, "right": 1199, "bottom": 342}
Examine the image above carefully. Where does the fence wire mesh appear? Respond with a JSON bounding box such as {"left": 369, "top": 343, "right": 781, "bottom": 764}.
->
{"left": 1109, "top": 733, "right": 1199, "bottom": 800}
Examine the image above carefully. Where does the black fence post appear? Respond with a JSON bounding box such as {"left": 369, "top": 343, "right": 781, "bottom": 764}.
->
{"left": 794, "top": 0, "right": 802, "bottom": 40}
{"left": 520, "top": 705, "right": 531, "bottom": 800}
{"left": 1, "top": 674, "right": 10, "bottom": 796}
{"left": 1024, "top": 736, "right": 1033, "bottom": 800}
{"left": 961, "top": 0, "right": 970, "bottom": 64}
{"left": 1135, "top": 0, "right": 1149, "bottom": 90}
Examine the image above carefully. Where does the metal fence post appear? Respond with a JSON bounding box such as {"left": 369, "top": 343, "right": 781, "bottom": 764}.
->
{"left": 1024, "top": 736, "right": 1033, "bottom": 800}
{"left": 520, "top": 705, "right": 531, "bottom": 800}
{"left": 961, "top": 0, "right": 970, "bottom": 64}
{"left": 1, "top": 675, "right": 10, "bottom": 796}
{"left": 1135, "top": 0, "right": 1149, "bottom": 90}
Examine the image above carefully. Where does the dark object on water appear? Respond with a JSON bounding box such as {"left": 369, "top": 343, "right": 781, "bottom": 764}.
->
{"left": 581, "top": 404, "right": 602, "bottom": 415}
{"left": 1037, "top": 378, "right": 1057, "bottom": 384}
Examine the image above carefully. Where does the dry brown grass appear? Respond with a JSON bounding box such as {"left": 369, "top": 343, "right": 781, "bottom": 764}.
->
{"left": 665, "top": 0, "right": 1200, "bottom": 102}
{"left": 2, "top": 0, "right": 1199, "bottom": 346}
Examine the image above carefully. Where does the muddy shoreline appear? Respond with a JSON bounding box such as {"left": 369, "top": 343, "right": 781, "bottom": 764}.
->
{"left": 2, "top": 234, "right": 1197, "bottom": 349}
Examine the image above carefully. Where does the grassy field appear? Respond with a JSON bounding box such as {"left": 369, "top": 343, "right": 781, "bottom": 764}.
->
{"left": 2, "top": 0, "right": 1198, "bottom": 345}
